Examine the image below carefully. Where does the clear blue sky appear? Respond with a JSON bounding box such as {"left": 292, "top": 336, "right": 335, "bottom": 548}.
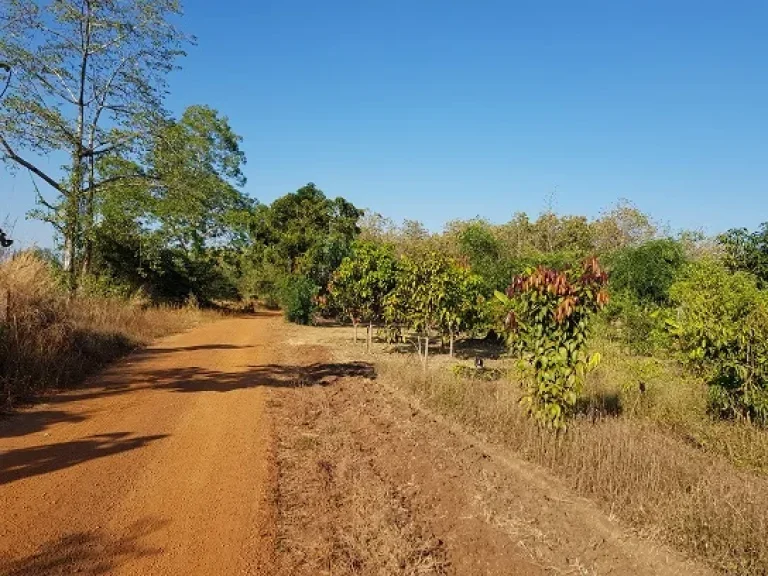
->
{"left": 3, "top": 0, "right": 767, "bottom": 248}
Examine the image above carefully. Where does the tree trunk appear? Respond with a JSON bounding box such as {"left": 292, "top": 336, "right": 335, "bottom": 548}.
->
{"left": 62, "top": 189, "right": 80, "bottom": 290}
{"left": 367, "top": 321, "right": 373, "bottom": 353}
{"left": 423, "top": 334, "right": 429, "bottom": 372}
{"left": 353, "top": 321, "right": 358, "bottom": 343}
{"left": 80, "top": 149, "right": 96, "bottom": 278}
{"left": 449, "top": 331, "right": 455, "bottom": 358}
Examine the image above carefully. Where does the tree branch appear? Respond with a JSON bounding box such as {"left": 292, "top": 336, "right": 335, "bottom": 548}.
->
{"left": 0, "top": 63, "right": 11, "bottom": 100}
{"left": 0, "top": 134, "right": 66, "bottom": 194}
{"left": 86, "top": 172, "right": 161, "bottom": 192}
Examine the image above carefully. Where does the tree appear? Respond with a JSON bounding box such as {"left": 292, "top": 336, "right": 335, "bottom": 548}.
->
{"left": 387, "top": 251, "right": 458, "bottom": 370}
{"left": 498, "top": 258, "right": 609, "bottom": 430}
{"left": 0, "top": 0, "right": 189, "bottom": 286}
{"left": 329, "top": 241, "right": 398, "bottom": 350}
{"left": 668, "top": 260, "right": 768, "bottom": 425}
{"left": 609, "top": 238, "right": 687, "bottom": 305}
{"left": 247, "top": 183, "right": 362, "bottom": 295}
{"left": 143, "top": 105, "right": 251, "bottom": 252}
{"left": 455, "top": 220, "right": 502, "bottom": 287}
{"left": 591, "top": 200, "right": 657, "bottom": 254}
{"left": 91, "top": 105, "right": 251, "bottom": 302}
{"left": 437, "top": 263, "right": 484, "bottom": 357}
{"left": 718, "top": 223, "right": 768, "bottom": 288}
{"left": 278, "top": 275, "right": 319, "bottom": 325}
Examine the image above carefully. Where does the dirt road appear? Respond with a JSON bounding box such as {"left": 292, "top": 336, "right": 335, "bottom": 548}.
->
{"left": 0, "top": 314, "right": 282, "bottom": 575}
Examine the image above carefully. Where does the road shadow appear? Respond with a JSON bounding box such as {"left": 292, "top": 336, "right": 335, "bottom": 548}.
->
{"left": 0, "top": 517, "right": 168, "bottom": 576}
{"left": 0, "top": 409, "right": 88, "bottom": 439}
{"left": 454, "top": 337, "right": 507, "bottom": 361}
{"left": 137, "top": 344, "right": 254, "bottom": 355}
{"left": 0, "top": 432, "right": 168, "bottom": 485}
{"left": 154, "top": 361, "right": 376, "bottom": 393}
{"left": 2, "top": 357, "right": 376, "bottom": 440}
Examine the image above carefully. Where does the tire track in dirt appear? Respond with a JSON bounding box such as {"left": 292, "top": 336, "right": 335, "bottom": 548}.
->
{"left": 0, "top": 313, "right": 283, "bottom": 575}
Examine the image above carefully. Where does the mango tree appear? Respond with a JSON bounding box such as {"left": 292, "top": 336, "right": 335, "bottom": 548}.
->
{"left": 438, "top": 263, "right": 484, "bottom": 357}
{"left": 388, "top": 251, "right": 458, "bottom": 370}
{"left": 329, "top": 241, "right": 398, "bottom": 351}
{"left": 498, "top": 257, "right": 609, "bottom": 430}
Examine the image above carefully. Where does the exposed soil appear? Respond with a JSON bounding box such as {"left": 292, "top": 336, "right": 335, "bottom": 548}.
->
{"left": 1, "top": 314, "right": 715, "bottom": 575}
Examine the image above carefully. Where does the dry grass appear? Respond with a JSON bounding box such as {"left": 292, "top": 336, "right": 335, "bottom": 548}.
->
{"left": 274, "top": 382, "right": 448, "bottom": 576}
{"left": 373, "top": 349, "right": 768, "bottom": 575}
{"left": 0, "top": 253, "right": 216, "bottom": 407}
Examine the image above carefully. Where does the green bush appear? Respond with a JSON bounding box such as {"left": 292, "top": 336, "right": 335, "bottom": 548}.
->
{"left": 603, "top": 292, "right": 671, "bottom": 356}
{"left": 279, "top": 275, "right": 319, "bottom": 325}
{"left": 609, "top": 238, "right": 686, "bottom": 306}
{"left": 668, "top": 260, "right": 768, "bottom": 425}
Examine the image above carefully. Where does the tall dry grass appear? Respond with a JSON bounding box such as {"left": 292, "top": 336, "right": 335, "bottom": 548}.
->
{"left": 0, "top": 253, "right": 213, "bottom": 407}
{"left": 378, "top": 352, "right": 768, "bottom": 575}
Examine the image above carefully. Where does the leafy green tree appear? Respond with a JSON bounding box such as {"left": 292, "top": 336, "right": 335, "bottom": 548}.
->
{"left": 668, "top": 260, "right": 768, "bottom": 424}
{"left": 279, "top": 275, "right": 319, "bottom": 325}
{"left": 437, "top": 263, "right": 484, "bottom": 357}
{"left": 498, "top": 258, "right": 609, "bottom": 430}
{"left": 718, "top": 223, "right": 768, "bottom": 287}
{"left": 329, "top": 241, "right": 398, "bottom": 350}
{"left": 387, "top": 251, "right": 466, "bottom": 369}
{"left": 609, "top": 239, "right": 687, "bottom": 305}
{"left": 250, "top": 183, "right": 361, "bottom": 285}
{"left": 0, "top": 0, "right": 189, "bottom": 286}
{"left": 91, "top": 105, "right": 251, "bottom": 302}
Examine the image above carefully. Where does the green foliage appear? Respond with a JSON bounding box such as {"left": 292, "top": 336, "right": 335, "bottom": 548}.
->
{"left": 251, "top": 183, "right": 361, "bottom": 281}
{"left": 438, "top": 264, "right": 485, "bottom": 339}
{"left": 329, "top": 241, "right": 398, "bottom": 325}
{"left": 609, "top": 239, "right": 687, "bottom": 305}
{"left": 499, "top": 258, "right": 609, "bottom": 430}
{"left": 386, "top": 252, "right": 482, "bottom": 338}
{"left": 278, "top": 275, "right": 319, "bottom": 325}
{"left": 89, "top": 105, "right": 250, "bottom": 303}
{"left": 718, "top": 223, "right": 768, "bottom": 287}
{"left": 602, "top": 293, "right": 670, "bottom": 356}
{"left": 668, "top": 260, "right": 768, "bottom": 424}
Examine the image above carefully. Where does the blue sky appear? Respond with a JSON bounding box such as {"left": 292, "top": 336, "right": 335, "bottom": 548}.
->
{"left": 3, "top": 0, "right": 767, "bottom": 247}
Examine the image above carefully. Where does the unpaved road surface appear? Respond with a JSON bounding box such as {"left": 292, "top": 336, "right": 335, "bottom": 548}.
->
{"left": 1, "top": 314, "right": 281, "bottom": 575}
{"left": 2, "top": 314, "right": 714, "bottom": 575}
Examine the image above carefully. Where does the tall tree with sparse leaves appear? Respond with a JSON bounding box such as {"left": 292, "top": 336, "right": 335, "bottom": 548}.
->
{"left": 0, "top": 0, "right": 190, "bottom": 286}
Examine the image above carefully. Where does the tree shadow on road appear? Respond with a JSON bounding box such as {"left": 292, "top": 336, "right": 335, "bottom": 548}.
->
{"left": 0, "top": 432, "right": 168, "bottom": 485}
{"left": 0, "top": 409, "right": 88, "bottom": 439}
{"left": 0, "top": 516, "right": 168, "bottom": 576}
{"left": 153, "top": 361, "right": 376, "bottom": 393}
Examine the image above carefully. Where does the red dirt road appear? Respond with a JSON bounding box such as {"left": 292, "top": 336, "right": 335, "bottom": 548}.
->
{"left": 0, "top": 314, "right": 282, "bottom": 575}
